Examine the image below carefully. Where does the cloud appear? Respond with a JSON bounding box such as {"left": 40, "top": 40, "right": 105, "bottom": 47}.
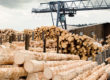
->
{"left": 0, "top": 0, "right": 37, "bottom": 8}
{"left": 0, "top": 0, "right": 109, "bottom": 8}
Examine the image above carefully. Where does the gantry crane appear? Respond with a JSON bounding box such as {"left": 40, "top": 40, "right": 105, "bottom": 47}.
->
{"left": 32, "top": 0, "right": 110, "bottom": 29}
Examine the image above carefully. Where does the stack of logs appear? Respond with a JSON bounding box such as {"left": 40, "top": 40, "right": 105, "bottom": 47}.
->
{"left": 0, "top": 42, "right": 110, "bottom": 80}
{"left": 32, "top": 26, "right": 104, "bottom": 60}
{"left": 0, "top": 44, "right": 79, "bottom": 80}
{"left": 34, "top": 26, "right": 68, "bottom": 41}
{"left": 0, "top": 27, "right": 106, "bottom": 60}
{"left": 59, "top": 33, "right": 104, "bottom": 60}
{"left": 106, "top": 35, "right": 110, "bottom": 46}
{"left": 24, "top": 29, "right": 33, "bottom": 40}
{"left": 0, "top": 29, "right": 25, "bottom": 43}
{"left": 0, "top": 29, "right": 16, "bottom": 42}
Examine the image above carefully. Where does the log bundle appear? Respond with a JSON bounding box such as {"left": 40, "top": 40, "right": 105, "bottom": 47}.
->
{"left": 33, "top": 26, "right": 68, "bottom": 41}
{"left": 0, "top": 26, "right": 105, "bottom": 61}
{"left": 0, "top": 45, "right": 27, "bottom": 80}
{"left": 0, "top": 29, "right": 24, "bottom": 43}
{"left": 25, "top": 26, "right": 104, "bottom": 60}
{"left": 106, "top": 35, "right": 110, "bottom": 46}
{"left": 59, "top": 33, "right": 104, "bottom": 60}
{"left": 0, "top": 43, "right": 110, "bottom": 80}
{"left": 30, "top": 40, "right": 57, "bottom": 48}
{"left": 0, "top": 29, "right": 16, "bottom": 42}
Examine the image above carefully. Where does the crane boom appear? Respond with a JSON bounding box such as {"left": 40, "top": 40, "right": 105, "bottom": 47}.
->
{"left": 32, "top": 0, "right": 110, "bottom": 29}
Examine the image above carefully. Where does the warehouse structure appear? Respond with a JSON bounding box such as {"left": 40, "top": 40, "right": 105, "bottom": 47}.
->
{"left": 69, "top": 23, "right": 110, "bottom": 42}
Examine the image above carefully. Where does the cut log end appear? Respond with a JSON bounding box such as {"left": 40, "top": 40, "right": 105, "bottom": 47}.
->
{"left": 26, "top": 73, "right": 39, "bottom": 80}
{"left": 44, "top": 68, "right": 52, "bottom": 79}
{"left": 14, "top": 53, "right": 24, "bottom": 65}
{"left": 53, "top": 75, "right": 62, "bottom": 80}
{"left": 24, "top": 61, "right": 34, "bottom": 73}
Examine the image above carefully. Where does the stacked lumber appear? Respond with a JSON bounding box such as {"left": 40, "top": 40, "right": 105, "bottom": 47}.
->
{"left": 14, "top": 51, "right": 80, "bottom": 65}
{"left": 31, "top": 26, "right": 104, "bottom": 60}
{"left": 30, "top": 40, "right": 57, "bottom": 48}
{"left": 29, "top": 47, "right": 56, "bottom": 53}
{"left": 106, "top": 35, "right": 110, "bottom": 46}
{"left": 0, "top": 29, "right": 21, "bottom": 43}
{"left": 16, "top": 32, "right": 24, "bottom": 41}
{"left": 0, "top": 45, "right": 27, "bottom": 80}
{"left": 1, "top": 44, "right": 110, "bottom": 80}
{"left": 59, "top": 33, "right": 103, "bottom": 60}
{"left": 1, "top": 29, "right": 17, "bottom": 42}
{"left": 34, "top": 26, "right": 68, "bottom": 41}
{"left": 25, "top": 60, "right": 97, "bottom": 80}
{"left": 1, "top": 27, "right": 104, "bottom": 61}
{"left": 24, "top": 29, "right": 33, "bottom": 40}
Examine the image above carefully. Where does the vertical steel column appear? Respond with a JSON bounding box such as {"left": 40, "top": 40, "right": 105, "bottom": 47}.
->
{"left": 9, "top": 35, "right": 12, "bottom": 43}
{"left": 57, "top": 35, "right": 59, "bottom": 53}
{"left": 25, "top": 34, "right": 30, "bottom": 50}
{"left": 0, "top": 37, "right": 2, "bottom": 45}
{"left": 42, "top": 32, "right": 46, "bottom": 53}
{"left": 56, "top": 2, "right": 61, "bottom": 27}
{"left": 32, "top": 32, "right": 34, "bottom": 40}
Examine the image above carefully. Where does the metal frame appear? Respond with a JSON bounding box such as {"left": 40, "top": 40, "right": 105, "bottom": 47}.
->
{"left": 32, "top": 0, "right": 110, "bottom": 29}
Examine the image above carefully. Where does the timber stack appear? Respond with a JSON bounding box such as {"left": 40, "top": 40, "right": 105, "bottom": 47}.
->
{"left": 0, "top": 41, "right": 110, "bottom": 80}
{"left": 0, "top": 29, "right": 18, "bottom": 42}
{"left": 24, "top": 29, "right": 33, "bottom": 40}
{"left": 106, "top": 35, "right": 110, "bottom": 46}
{"left": 32, "top": 26, "right": 103, "bottom": 60}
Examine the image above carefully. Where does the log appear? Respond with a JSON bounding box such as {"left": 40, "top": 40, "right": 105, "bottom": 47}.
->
{"left": 85, "top": 65, "right": 109, "bottom": 80}
{"left": 72, "top": 70, "right": 91, "bottom": 80}
{"left": 24, "top": 60, "right": 82, "bottom": 73}
{"left": 0, "top": 65, "right": 15, "bottom": 68}
{"left": 24, "top": 60, "right": 45, "bottom": 73}
{"left": 0, "top": 54, "right": 14, "bottom": 65}
{"left": 14, "top": 51, "right": 80, "bottom": 65}
{"left": 19, "top": 79, "right": 26, "bottom": 80}
{"left": 26, "top": 72, "right": 48, "bottom": 80}
{"left": 44, "top": 61, "right": 93, "bottom": 79}
{"left": 98, "top": 72, "right": 108, "bottom": 80}
{"left": 0, "top": 67, "right": 27, "bottom": 79}
{"left": 53, "top": 62, "right": 97, "bottom": 80}
{"left": 91, "top": 63, "right": 105, "bottom": 73}
{"left": 105, "top": 65, "right": 110, "bottom": 78}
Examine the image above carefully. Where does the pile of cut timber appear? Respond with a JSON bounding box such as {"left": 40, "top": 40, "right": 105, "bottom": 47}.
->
{"left": 0, "top": 27, "right": 105, "bottom": 61}
{"left": 24, "top": 29, "right": 33, "bottom": 39}
{"left": 0, "top": 44, "right": 80, "bottom": 80}
{"left": 0, "top": 44, "right": 110, "bottom": 80}
{"left": 106, "top": 35, "right": 110, "bottom": 46}
{"left": 34, "top": 26, "right": 68, "bottom": 41}
{"left": 32, "top": 26, "right": 104, "bottom": 60}
{"left": 0, "top": 29, "right": 16, "bottom": 42}
{"left": 30, "top": 40, "right": 57, "bottom": 48}
{"left": 0, "top": 29, "right": 24, "bottom": 43}
{"left": 0, "top": 45, "right": 27, "bottom": 80}
{"left": 59, "top": 33, "right": 103, "bottom": 60}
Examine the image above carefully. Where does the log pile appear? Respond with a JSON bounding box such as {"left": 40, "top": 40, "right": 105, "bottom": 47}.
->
{"left": 106, "top": 35, "right": 110, "bottom": 46}
{"left": 0, "top": 29, "right": 24, "bottom": 43}
{"left": 59, "top": 33, "right": 103, "bottom": 60}
{"left": 0, "top": 44, "right": 79, "bottom": 80}
{"left": 0, "top": 29, "right": 16, "bottom": 42}
{"left": 28, "top": 26, "right": 104, "bottom": 60}
{"left": 24, "top": 29, "right": 33, "bottom": 40}
{"left": 0, "top": 44, "right": 110, "bottom": 80}
{"left": 34, "top": 26, "right": 68, "bottom": 41}
{"left": 0, "top": 26, "right": 105, "bottom": 60}
{"left": 0, "top": 45, "right": 27, "bottom": 80}
{"left": 30, "top": 40, "right": 57, "bottom": 48}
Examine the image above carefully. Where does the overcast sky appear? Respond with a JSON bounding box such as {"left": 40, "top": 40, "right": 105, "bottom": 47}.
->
{"left": 0, "top": 0, "right": 110, "bottom": 31}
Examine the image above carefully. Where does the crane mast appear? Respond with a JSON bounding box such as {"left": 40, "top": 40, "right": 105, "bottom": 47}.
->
{"left": 32, "top": 0, "right": 110, "bottom": 29}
